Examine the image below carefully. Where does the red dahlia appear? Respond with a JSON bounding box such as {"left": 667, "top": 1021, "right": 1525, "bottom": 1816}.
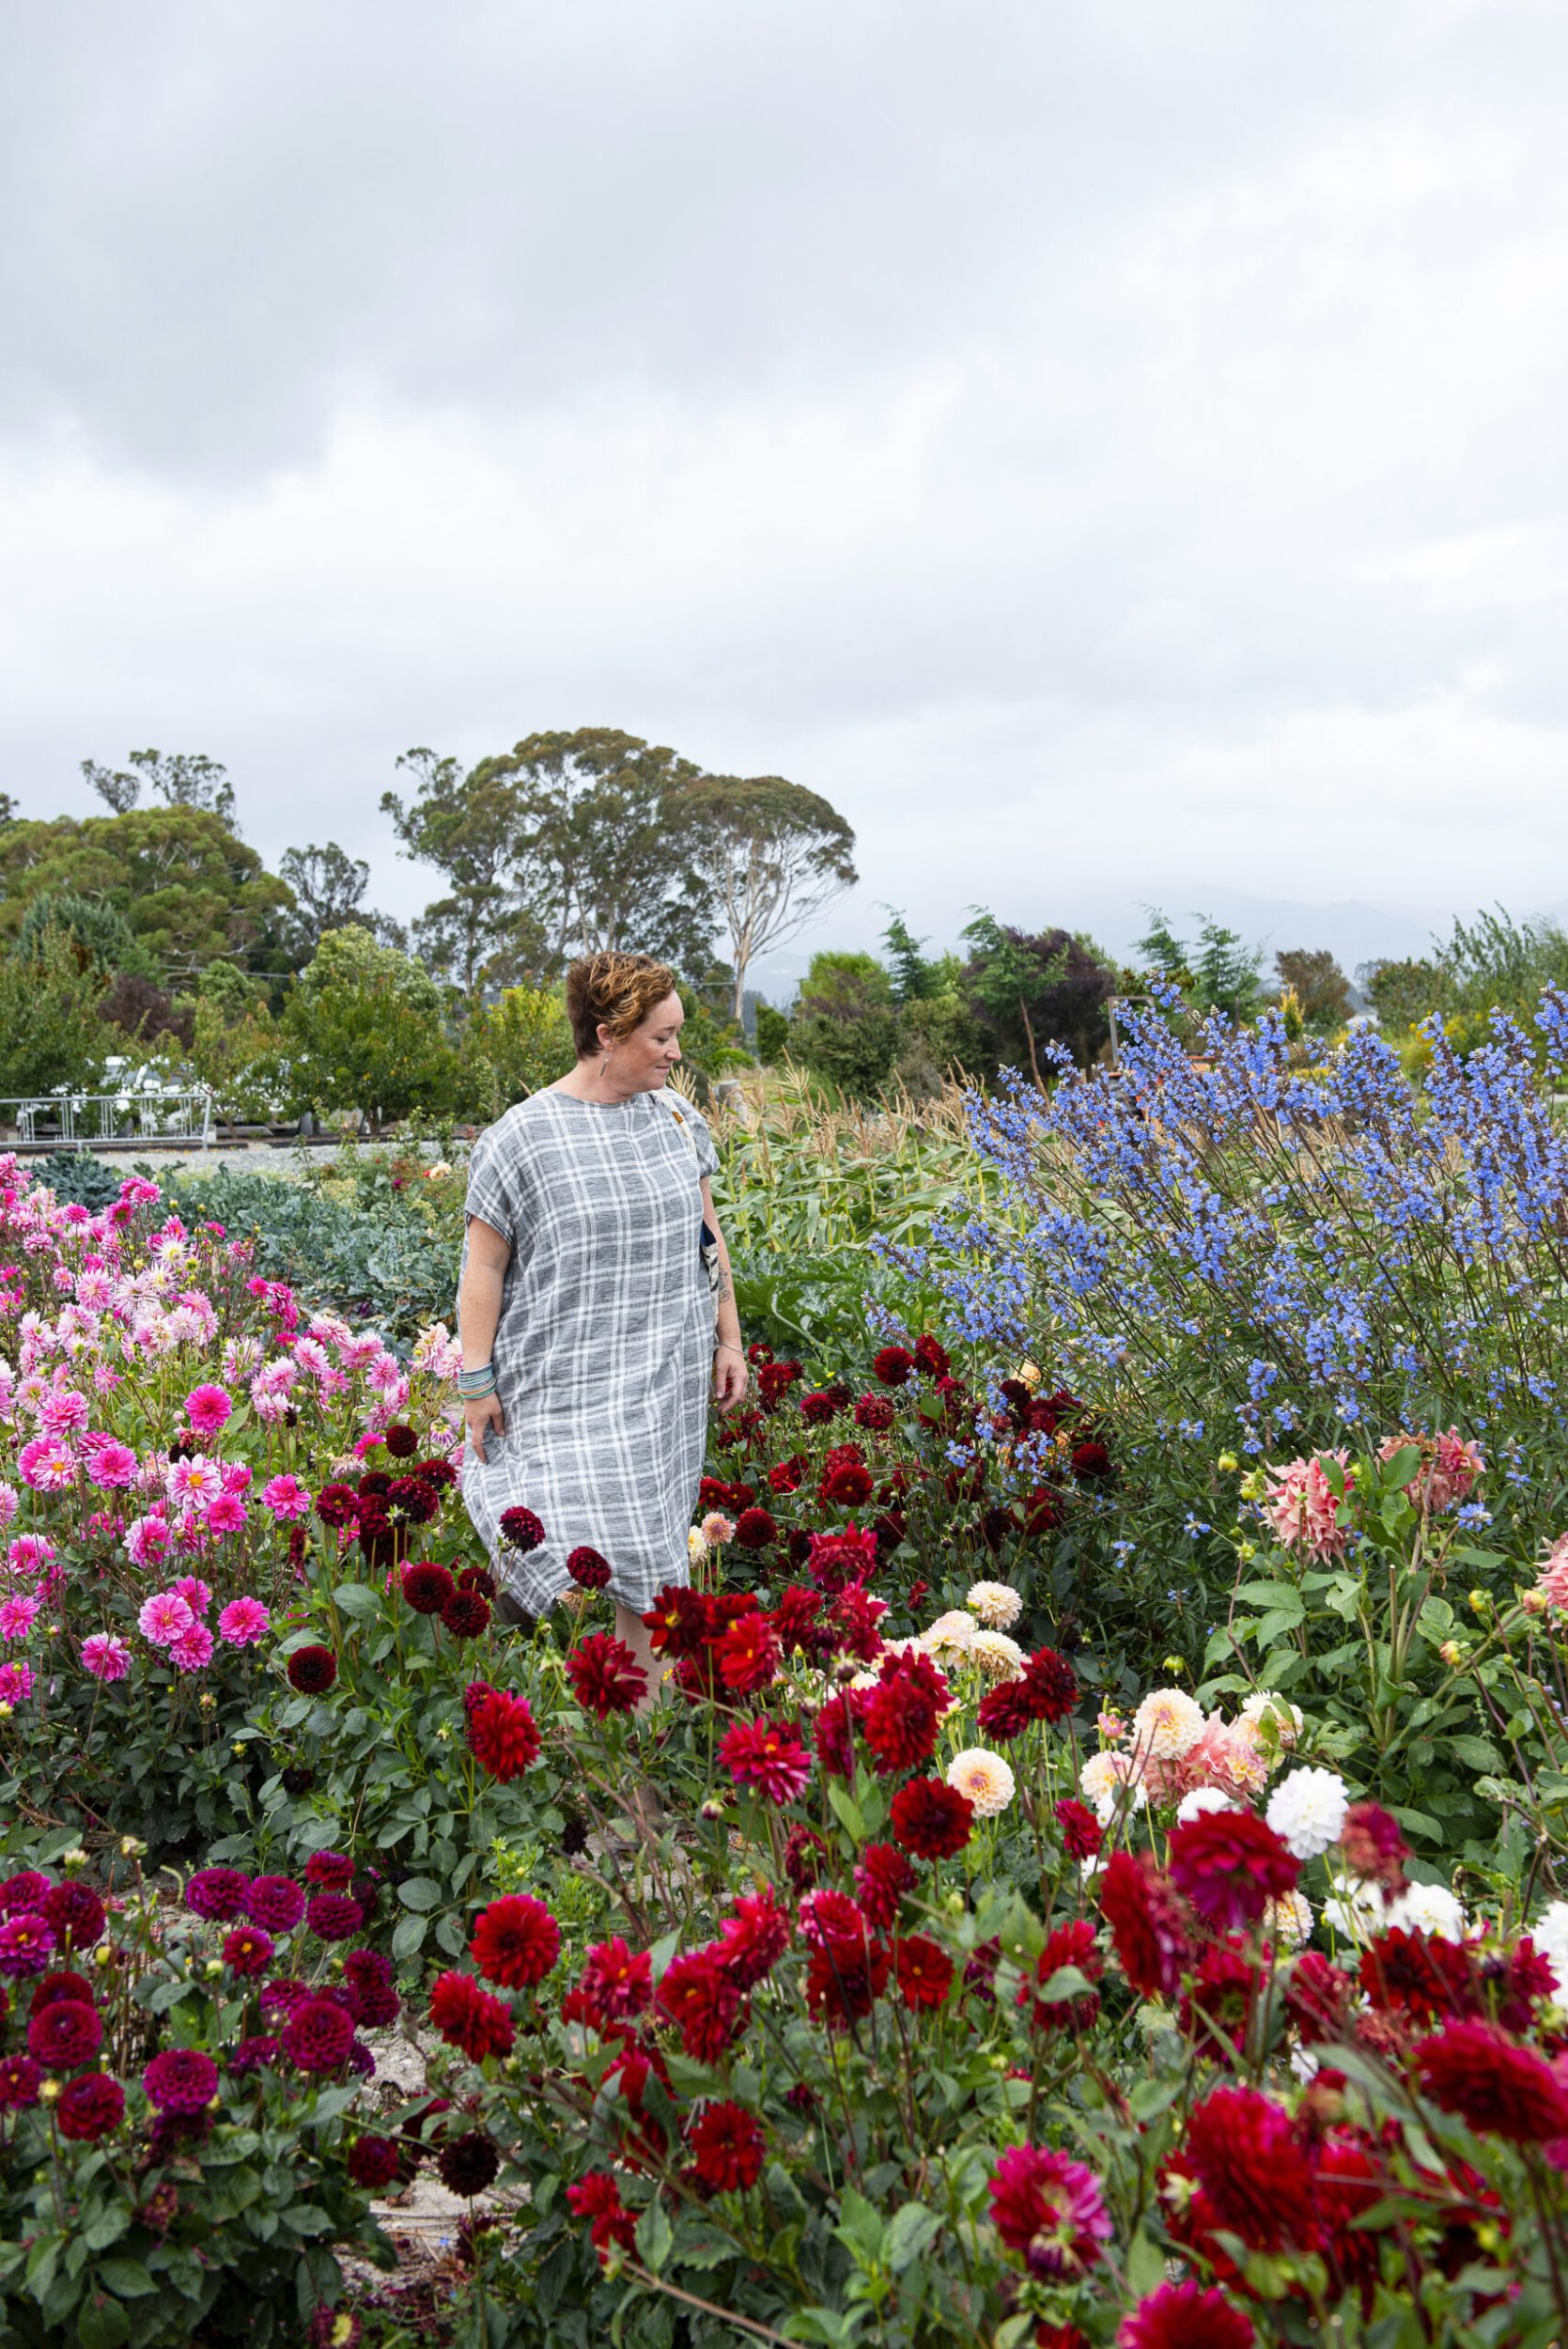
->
{"left": 854, "top": 1843, "right": 915, "bottom": 1927}
{"left": 1118, "top": 2281, "right": 1255, "bottom": 2349}
{"left": 282, "top": 1998, "right": 356, "bottom": 2075}
{"left": 576, "top": 1936, "right": 652, "bottom": 2024}
{"left": 807, "top": 1524, "right": 880, "bottom": 1594}
{"left": 893, "top": 1934, "right": 954, "bottom": 2010}
{"left": 642, "top": 1583, "right": 709, "bottom": 1658}
{"left": 287, "top": 1645, "right": 337, "bottom": 1695}
{"left": 31, "top": 1968, "right": 93, "bottom": 2010}
{"left": 819, "top": 1461, "right": 873, "bottom": 1507}
{"left": 805, "top": 1937, "right": 890, "bottom": 2027}
{"left": 988, "top": 2143, "right": 1111, "bottom": 2279}
{"left": 428, "top": 1971, "right": 516, "bottom": 2062}
{"left": 348, "top": 2133, "right": 403, "bottom": 2188}
{"left": 1021, "top": 1920, "right": 1101, "bottom": 2034}
{"left": 1179, "top": 1937, "right": 1256, "bottom": 2059}
{"left": 185, "top": 1866, "right": 251, "bottom": 1921}
{"left": 854, "top": 1392, "right": 895, "bottom": 1431}
{"left": 304, "top": 1849, "right": 355, "bottom": 1890}
{"left": 566, "top": 1545, "right": 612, "bottom": 1589}
{"left": 470, "top": 1893, "right": 561, "bottom": 1990}
{"left": 716, "top": 1890, "right": 791, "bottom": 1989}
{"left": 314, "top": 1483, "right": 358, "bottom": 1528}
{"left": 55, "top": 2071, "right": 124, "bottom": 2141}
{"left": 656, "top": 1951, "right": 741, "bottom": 2062}
{"left": 441, "top": 1589, "right": 491, "bottom": 1640}
{"left": 439, "top": 2131, "right": 501, "bottom": 2197}
{"left": 686, "top": 2098, "right": 767, "bottom": 2191}
{"left": 767, "top": 1453, "right": 807, "bottom": 1494}
{"left": 1416, "top": 2017, "right": 1568, "bottom": 2141}
{"left": 1184, "top": 2084, "right": 1316, "bottom": 2252}
{"left": 567, "top": 2170, "right": 636, "bottom": 2262}
{"left": 715, "top": 1610, "right": 782, "bottom": 1694}
{"left": 246, "top": 1875, "right": 306, "bottom": 1932}
{"left": 401, "top": 1563, "right": 454, "bottom": 1619}
{"left": 733, "top": 1507, "right": 779, "bottom": 1549}
{"left": 222, "top": 1924, "right": 275, "bottom": 1977}
{"left": 976, "top": 1679, "right": 1036, "bottom": 1741}
{"left": 0, "top": 2054, "right": 40, "bottom": 2110}
{"left": 1339, "top": 1799, "right": 1409, "bottom": 1894}
{"left": 912, "top": 1334, "right": 950, "bottom": 1377}
{"left": 26, "top": 1999, "right": 102, "bottom": 2068}
{"left": 143, "top": 2047, "right": 219, "bottom": 2112}
{"left": 383, "top": 1423, "right": 419, "bottom": 1458}
{"left": 465, "top": 1688, "right": 540, "bottom": 1781}
{"left": 1018, "top": 1646, "right": 1079, "bottom": 1723}
{"left": 1284, "top": 1949, "right": 1354, "bottom": 2046}
{"left": 41, "top": 1882, "right": 105, "bottom": 1948}
{"left": 1167, "top": 1810, "right": 1298, "bottom": 1931}
{"left": 344, "top": 1948, "right": 400, "bottom": 2028}
{"left": 889, "top": 1777, "right": 973, "bottom": 1861}
{"left": 862, "top": 1672, "right": 939, "bottom": 1778}
{"left": 498, "top": 1506, "right": 545, "bottom": 1552}
{"left": 306, "top": 1892, "right": 364, "bottom": 1942}
{"left": 719, "top": 1717, "right": 812, "bottom": 1805}
{"left": 567, "top": 1631, "right": 648, "bottom": 1718}
{"left": 1098, "top": 1851, "right": 1193, "bottom": 1999}
{"left": 1054, "top": 1798, "right": 1103, "bottom": 1860}
{"left": 873, "top": 1346, "right": 914, "bottom": 1387}
{"left": 812, "top": 1689, "right": 866, "bottom": 1778}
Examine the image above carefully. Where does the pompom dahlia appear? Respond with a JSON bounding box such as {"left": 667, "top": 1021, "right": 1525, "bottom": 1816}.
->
{"left": 465, "top": 1687, "right": 541, "bottom": 1781}
{"left": 143, "top": 2047, "right": 219, "bottom": 2113}
{"left": 287, "top": 1645, "right": 338, "bottom": 1695}
{"left": 946, "top": 1748, "right": 1015, "bottom": 1819}
{"left": 1416, "top": 2017, "right": 1568, "bottom": 2141}
{"left": 1184, "top": 2084, "right": 1316, "bottom": 2251}
{"left": 1265, "top": 1766, "right": 1348, "bottom": 1860}
{"left": 55, "top": 2071, "right": 125, "bottom": 2142}
{"left": 1099, "top": 1852, "right": 1192, "bottom": 1999}
{"left": 283, "top": 1998, "right": 356, "bottom": 2075}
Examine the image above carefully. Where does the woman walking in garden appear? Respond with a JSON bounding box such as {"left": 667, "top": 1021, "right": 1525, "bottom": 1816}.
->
{"left": 457, "top": 950, "right": 747, "bottom": 1693}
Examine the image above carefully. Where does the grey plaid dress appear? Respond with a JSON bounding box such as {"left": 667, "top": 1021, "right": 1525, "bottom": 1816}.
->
{"left": 458, "top": 1086, "right": 720, "bottom": 1614}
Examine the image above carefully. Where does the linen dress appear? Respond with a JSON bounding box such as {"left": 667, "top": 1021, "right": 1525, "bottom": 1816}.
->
{"left": 458, "top": 1086, "right": 720, "bottom": 1614}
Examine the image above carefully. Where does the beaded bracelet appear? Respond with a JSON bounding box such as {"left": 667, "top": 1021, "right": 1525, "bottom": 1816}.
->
{"left": 458, "top": 1365, "right": 497, "bottom": 1397}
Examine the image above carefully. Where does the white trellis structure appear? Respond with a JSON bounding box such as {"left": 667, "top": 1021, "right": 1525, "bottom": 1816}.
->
{"left": 0, "top": 1087, "right": 214, "bottom": 1149}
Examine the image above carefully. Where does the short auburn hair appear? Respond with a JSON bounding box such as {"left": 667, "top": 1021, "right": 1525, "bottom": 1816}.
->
{"left": 565, "top": 951, "right": 680, "bottom": 1057}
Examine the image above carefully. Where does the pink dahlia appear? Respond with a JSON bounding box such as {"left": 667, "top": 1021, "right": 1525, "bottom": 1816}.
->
{"left": 1264, "top": 1454, "right": 1352, "bottom": 1560}
{"left": 719, "top": 1718, "right": 813, "bottom": 1804}
{"left": 86, "top": 1441, "right": 138, "bottom": 1490}
{"left": 260, "top": 1474, "right": 311, "bottom": 1522}
{"left": 81, "top": 1632, "right": 131, "bottom": 1683}
{"left": 0, "top": 1595, "right": 39, "bottom": 1642}
{"left": 184, "top": 1384, "right": 233, "bottom": 1437}
{"left": 206, "top": 1492, "right": 247, "bottom": 1535}
{"left": 218, "top": 1598, "right": 271, "bottom": 1647}
{"left": 137, "top": 1591, "right": 195, "bottom": 1648}
{"left": 989, "top": 2144, "right": 1112, "bottom": 2279}
{"left": 172, "top": 1577, "right": 212, "bottom": 1616}
{"left": 18, "top": 1437, "right": 77, "bottom": 1492}
{"left": 169, "top": 1624, "right": 215, "bottom": 1672}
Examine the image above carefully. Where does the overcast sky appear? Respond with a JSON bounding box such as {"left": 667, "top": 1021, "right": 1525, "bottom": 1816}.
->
{"left": 2, "top": 0, "right": 1566, "bottom": 980}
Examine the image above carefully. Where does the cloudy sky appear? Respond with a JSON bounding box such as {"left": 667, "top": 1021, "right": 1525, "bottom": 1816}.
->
{"left": 3, "top": 0, "right": 1566, "bottom": 980}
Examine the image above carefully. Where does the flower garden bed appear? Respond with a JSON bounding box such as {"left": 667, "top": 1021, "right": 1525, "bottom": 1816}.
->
{"left": 5, "top": 1145, "right": 1568, "bottom": 2345}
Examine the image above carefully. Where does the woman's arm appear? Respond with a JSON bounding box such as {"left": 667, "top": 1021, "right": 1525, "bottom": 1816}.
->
{"left": 458, "top": 1217, "right": 513, "bottom": 1461}
{"left": 701, "top": 1177, "right": 748, "bottom": 1414}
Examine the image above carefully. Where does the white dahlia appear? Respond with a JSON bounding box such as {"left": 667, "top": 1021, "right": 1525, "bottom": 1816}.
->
{"left": 1265, "top": 1766, "right": 1348, "bottom": 1860}
{"left": 965, "top": 1579, "right": 1023, "bottom": 1630}
{"left": 970, "top": 1629, "right": 1026, "bottom": 1682}
{"left": 1241, "top": 1689, "right": 1304, "bottom": 1750}
{"left": 946, "top": 1747, "right": 1016, "bottom": 1818}
{"left": 1263, "top": 1890, "right": 1314, "bottom": 1949}
{"left": 1130, "top": 1686, "right": 1205, "bottom": 1762}
{"left": 1080, "top": 1750, "right": 1147, "bottom": 1828}
{"left": 1533, "top": 1899, "right": 1568, "bottom": 1993}
{"left": 1385, "top": 1881, "right": 1467, "bottom": 1943}
{"left": 922, "top": 1609, "right": 976, "bottom": 1658}
{"left": 1175, "top": 1786, "right": 1235, "bottom": 1825}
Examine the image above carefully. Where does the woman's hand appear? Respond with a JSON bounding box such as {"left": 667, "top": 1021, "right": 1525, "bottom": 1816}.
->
{"left": 713, "top": 1343, "right": 749, "bottom": 1414}
{"left": 464, "top": 1392, "right": 505, "bottom": 1461}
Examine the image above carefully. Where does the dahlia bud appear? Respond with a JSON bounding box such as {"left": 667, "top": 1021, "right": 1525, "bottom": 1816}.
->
{"left": 232, "top": 1743, "right": 247, "bottom": 1758}
{"left": 1468, "top": 1589, "right": 1490, "bottom": 1615}
{"left": 943, "top": 1890, "right": 965, "bottom": 1916}
{"left": 1161, "top": 1656, "right": 1187, "bottom": 1675}
{"left": 1523, "top": 1588, "right": 1550, "bottom": 1615}
{"left": 1217, "top": 1452, "right": 1238, "bottom": 1474}
{"left": 204, "top": 1958, "right": 224, "bottom": 1978}
{"left": 1240, "top": 1469, "right": 1267, "bottom": 1501}
{"left": 1236, "top": 1539, "right": 1257, "bottom": 1561}
{"left": 63, "top": 1846, "right": 88, "bottom": 1871}
{"left": 199, "top": 1693, "right": 216, "bottom": 1712}
{"left": 39, "top": 2077, "right": 61, "bottom": 2104}
{"left": 700, "top": 1797, "right": 725, "bottom": 1821}
{"left": 0, "top": 1703, "right": 12, "bottom": 1721}
{"left": 1438, "top": 1640, "right": 1465, "bottom": 1668}
{"left": 93, "top": 1942, "right": 114, "bottom": 1968}
{"left": 120, "top": 1835, "right": 147, "bottom": 1858}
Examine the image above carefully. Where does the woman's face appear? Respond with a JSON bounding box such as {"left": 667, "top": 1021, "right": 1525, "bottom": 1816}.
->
{"left": 602, "top": 990, "right": 685, "bottom": 1091}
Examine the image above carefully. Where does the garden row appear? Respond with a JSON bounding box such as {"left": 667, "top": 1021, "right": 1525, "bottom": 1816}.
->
{"left": 8, "top": 991, "right": 1568, "bottom": 2342}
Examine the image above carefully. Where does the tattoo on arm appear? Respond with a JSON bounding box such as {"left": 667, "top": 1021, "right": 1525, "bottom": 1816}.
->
{"left": 717, "top": 1263, "right": 733, "bottom": 1305}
